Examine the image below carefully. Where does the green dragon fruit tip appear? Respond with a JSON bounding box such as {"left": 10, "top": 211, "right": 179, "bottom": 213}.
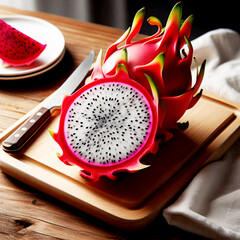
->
{"left": 200, "top": 59, "right": 207, "bottom": 76}
{"left": 156, "top": 52, "right": 165, "bottom": 67}
{"left": 119, "top": 48, "right": 127, "bottom": 62}
{"left": 133, "top": 7, "right": 145, "bottom": 22}
{"left": 139, "top": 7, "right": 145, "bottom": 14}
{"left": 145, "top": 74, "right": 159, "bottom": 107}
{"left": 116, "top": 63, "right": 128, "bottom": 74}
{"left": 183, "top": 36, "right": 192, "bottom": 49}
{"left": 48, "top": 129, "right": 55, "bottom": 138}
{"left": 188, "top": 14, "right": 194, "bottom": 23}
{"left": 147, "top": 16, "right": 162, "bottom": 30}
{"left": 168, "top": 2, "right": 182, "bottom": 24}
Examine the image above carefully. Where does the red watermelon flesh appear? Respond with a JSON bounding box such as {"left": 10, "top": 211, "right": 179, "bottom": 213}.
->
{"left": 0, "top": 19, "right": 47, "bottom": 66}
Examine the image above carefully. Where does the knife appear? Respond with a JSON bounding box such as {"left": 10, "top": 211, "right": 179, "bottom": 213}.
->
{"left": 2, "top": 50, "right": 95, "bottom": 152}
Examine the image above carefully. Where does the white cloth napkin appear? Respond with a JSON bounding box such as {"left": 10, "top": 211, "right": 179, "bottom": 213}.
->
{"left": 163, "top": 29, "right": 240, "bottom": 240}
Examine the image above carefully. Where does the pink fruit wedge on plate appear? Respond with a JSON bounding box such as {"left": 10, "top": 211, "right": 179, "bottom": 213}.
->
{"left": 0, "top": 19, "right": 46, "bottom": 66}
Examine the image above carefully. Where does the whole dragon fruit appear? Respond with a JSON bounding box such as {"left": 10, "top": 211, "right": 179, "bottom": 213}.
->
{"left": 50, "top": 3, "right": 206, "bottom": 181}
{"left": 90, "top": 2, "right": 206, "bottom": 139}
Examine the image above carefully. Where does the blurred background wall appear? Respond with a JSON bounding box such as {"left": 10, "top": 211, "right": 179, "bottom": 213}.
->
{"left": 0, "top": 0, "right": 238, "bottom": 39}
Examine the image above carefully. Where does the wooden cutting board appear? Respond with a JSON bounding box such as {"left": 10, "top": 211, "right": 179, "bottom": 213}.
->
{"left": 0, "top": 91, "right": 240, "bottom": 230}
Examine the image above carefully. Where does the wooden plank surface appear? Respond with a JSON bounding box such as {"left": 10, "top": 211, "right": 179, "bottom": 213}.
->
{"left": 0, "top": 5, "right": 237, "bottom": 239}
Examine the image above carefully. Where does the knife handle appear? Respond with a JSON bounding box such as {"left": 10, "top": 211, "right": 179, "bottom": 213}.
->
{"left": 2, "top": 107, "right": 51, "bottom": 152}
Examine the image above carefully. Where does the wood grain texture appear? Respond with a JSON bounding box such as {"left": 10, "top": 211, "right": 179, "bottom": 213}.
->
{"left": 0, "top": 169, "right": 208, "bottom": 240}
{"left": 0, "top": 5, "right": 238, "bottom": 239}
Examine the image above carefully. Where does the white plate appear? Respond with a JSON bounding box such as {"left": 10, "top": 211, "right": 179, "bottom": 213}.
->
{"left": 0, "top": 15, "right": 65, "bottom": 77}
{"left": 0, "top": 48, "right": 65, "bottom": 80}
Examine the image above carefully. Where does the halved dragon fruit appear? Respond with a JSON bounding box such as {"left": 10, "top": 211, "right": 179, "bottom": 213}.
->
{"left": 0, "top": 19, "right": 46, "bottom": 66}
{"left": 50, "top": 3, "right": 206, "bottom": 181}
{"left": 50, "top": 63, "right": 160, "bottom": 181}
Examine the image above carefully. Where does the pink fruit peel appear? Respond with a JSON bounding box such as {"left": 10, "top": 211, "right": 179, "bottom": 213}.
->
{"left": 0, "top": 19, "right": 46, "bottom": 66}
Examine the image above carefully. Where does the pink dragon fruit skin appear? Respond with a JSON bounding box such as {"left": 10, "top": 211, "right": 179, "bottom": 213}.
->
{"left": 0, "top": 19, "right": 46, "bottom": 66}
{"left": 91, "top": 2, "right": 206, "bottom": 140}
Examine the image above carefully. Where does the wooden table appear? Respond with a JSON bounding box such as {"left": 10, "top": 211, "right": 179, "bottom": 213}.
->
{"left": 0, "top": 5, "right": 209, "bottom": 239}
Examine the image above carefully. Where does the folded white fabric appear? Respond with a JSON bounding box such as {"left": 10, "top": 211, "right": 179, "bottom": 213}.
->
{"left": 192, "top": 28, "right": 240, "bottom": 103}
{"left": 163, "top": 29, "right": 240, "bottom": 240}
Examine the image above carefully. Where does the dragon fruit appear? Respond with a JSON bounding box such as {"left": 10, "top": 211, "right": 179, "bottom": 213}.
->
{"left": 90, "top": 2, "right": 206, "bottom": 139}
{"left": 0, "top": 19, "right": 46, "bottom": 66}
{"left": 50, "top": 3, "right": 206, "bottom": 181}
{"left": 50, "top": 62, "right": 160, "bottom": 181}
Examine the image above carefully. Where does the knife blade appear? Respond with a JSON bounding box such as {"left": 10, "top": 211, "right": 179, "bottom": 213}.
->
{"left": 2, "top": 50, "right": 95, "bottom": 152}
